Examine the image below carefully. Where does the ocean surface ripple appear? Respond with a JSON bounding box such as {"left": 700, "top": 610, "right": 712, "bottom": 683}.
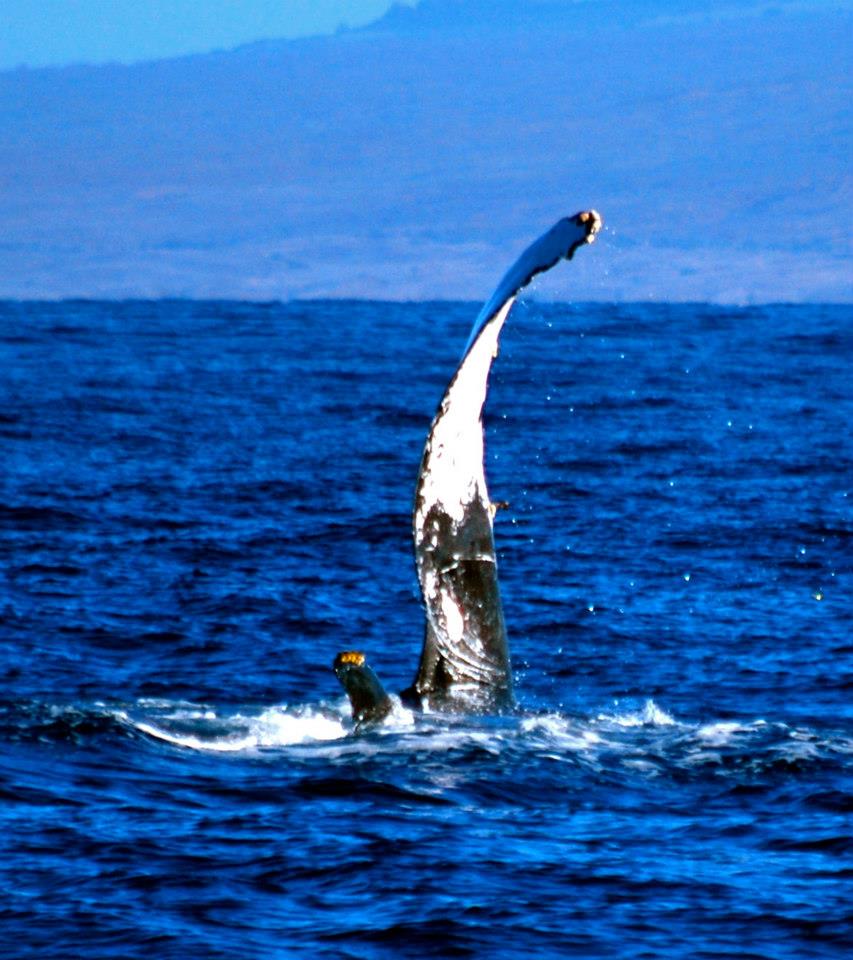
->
{"left": 0, "top": 299, "right": 851, "bottom": 959}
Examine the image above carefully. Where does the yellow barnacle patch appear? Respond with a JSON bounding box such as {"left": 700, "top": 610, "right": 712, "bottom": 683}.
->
{"left": 338, "top": 651, "right": 366, "bottom": 667}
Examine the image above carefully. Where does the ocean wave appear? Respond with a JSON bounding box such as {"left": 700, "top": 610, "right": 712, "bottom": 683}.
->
{"left": 5, "top": 696, "right": 848, "bottom": 782}
{"left": 123, "top": 701, "right": 349, "bottom": 751}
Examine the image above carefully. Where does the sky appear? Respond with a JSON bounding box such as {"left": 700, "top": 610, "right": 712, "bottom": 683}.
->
{"left": 0, "top": 0, "right": 415, "bottom": 70}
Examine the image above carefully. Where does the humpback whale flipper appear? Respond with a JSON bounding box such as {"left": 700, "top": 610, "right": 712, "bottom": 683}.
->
{"left": 334, "top": 651, "right": 393, "bottom": 726}
{"left": 334, "top": 211, "right": 601, "bottom": 723}
{"left": 403, "top": 211, "right": 602, "bottom": 713}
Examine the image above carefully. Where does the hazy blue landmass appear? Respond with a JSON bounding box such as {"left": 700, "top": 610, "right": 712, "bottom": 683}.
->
{"left": 0, "top": 0, "right": 850, "bottom": 301}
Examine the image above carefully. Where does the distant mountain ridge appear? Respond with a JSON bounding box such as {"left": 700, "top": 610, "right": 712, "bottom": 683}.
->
{"left": 0, "top": 0, "right": 850, "bottom": 301}
{"left": 364, "top": 0, "right": 847, "bottom": 32}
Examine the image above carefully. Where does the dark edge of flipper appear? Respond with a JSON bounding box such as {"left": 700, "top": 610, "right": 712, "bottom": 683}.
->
{"left": 462, "top": 211, "right": 602, "bottom": 357}
{"left": 407, "top": 211, "right": 602, "bottom": 713}
{"left": 334, "top": 650, "right": 394, "bottom": 728}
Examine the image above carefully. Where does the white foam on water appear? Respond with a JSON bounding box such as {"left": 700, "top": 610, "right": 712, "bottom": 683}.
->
{"left": 131, "top": 719, "right": 259, "bottom": 752}
{"left": 778, "top": 737, "right": 821, "bottom": 762}
{"left": 520, "top": 713, "right": 604, "bottom": 751}
{"left": 121, "top": 693, "right": 426, "bottom": 754}
{"left": 118, "top": 695, "right": 850, "bottom": 777}
{"left": 622, "top": 758, "right": 663, "bottom": 776}
{"left": 595, "top": 699, "right": 677, "bottom": 728}
{"left": 683, "top": 750, "right": 724, "bottom": 767}
{"left": 123, "top": 702, "right": 348, "bottom": 752}
{"left": 696, "top": 721, "right": 748, "bottom": 746}
{"left": 246, "top": 706, "right": 348, "bottom": 747}
{"left": 382, "top": 698, "right": 417, "bottom": 730}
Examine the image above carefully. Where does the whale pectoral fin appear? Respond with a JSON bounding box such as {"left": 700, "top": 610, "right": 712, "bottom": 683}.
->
{"left": 416, "top": 556, "right": 512, "bottom": 711}
{"left": 411, "top": 211, "right": 601, "bottom": 714}
{"left": 333, "top": 651, "right": 393, "bottom": 727}
{"left": 400, "top": 620, "right": 442, "bottom": 708}
{"left": 409, "top": 498, "right": 512, "bottom": 712}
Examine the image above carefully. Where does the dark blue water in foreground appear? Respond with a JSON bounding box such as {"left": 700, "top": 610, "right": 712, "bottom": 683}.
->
{"left": 0, "top": 299, "right": 851, "bottom": 959}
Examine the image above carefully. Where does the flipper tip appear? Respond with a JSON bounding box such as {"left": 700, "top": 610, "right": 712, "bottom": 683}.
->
{"left": 334, "top": 650, "right": 366, "bottom": 670}
{"left": 574, "top": 209, "right": 602, "bottom": 242}
{"left": 563, "top": 209, "right": 602, "bottom": 261}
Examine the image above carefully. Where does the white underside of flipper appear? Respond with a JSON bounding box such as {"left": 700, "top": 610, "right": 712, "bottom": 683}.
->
{"left": 409, "top": 211, "right": 602, "bottom": 711}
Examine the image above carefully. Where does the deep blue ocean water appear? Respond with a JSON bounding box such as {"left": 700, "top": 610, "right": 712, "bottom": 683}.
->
{"left": 0, "top": 298, "right": 850, "bottom": 959}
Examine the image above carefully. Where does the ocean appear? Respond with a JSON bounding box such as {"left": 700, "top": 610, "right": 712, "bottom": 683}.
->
{"left": 0, "top": 298, "right": 850, "bottom": 959}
